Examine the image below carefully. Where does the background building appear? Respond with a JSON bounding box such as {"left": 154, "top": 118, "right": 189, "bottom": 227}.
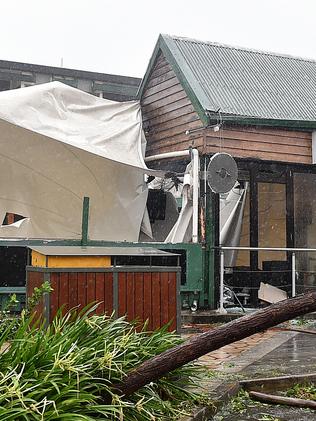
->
{"left": 0, "top": 59, "right": 141, "bottom": 101}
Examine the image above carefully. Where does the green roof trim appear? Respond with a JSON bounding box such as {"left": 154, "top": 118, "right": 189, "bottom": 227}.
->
{"left": 137, "top": 35, "right": 209, "bottom": 126}
{"left": 208, "top": 114, "right": 316, "bottom": 130}
{"left": 160, "top": 35, "right": 210, "bottom": 126}
{"left": 209, "top": 113, "right": 316, "bottom": 131}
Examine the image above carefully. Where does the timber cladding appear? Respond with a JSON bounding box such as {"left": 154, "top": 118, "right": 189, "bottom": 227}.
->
{"left": 140, "top": 52, "right": 312, "bottom": 165}
{"left": 205, "top": 125, "right": 312, "bottom": 164}
{"left": 141, "top": 52, "right": 204, "bottom": 156}
{"left": 26, "top": 267, "right": 180, "bottom": 332}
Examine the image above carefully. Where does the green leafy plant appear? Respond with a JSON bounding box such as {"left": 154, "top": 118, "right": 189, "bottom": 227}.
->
{"left": 230, "top": 389, "right": 250, "bottom": 413}
{"left": 286, "top": 383, "right": 316, "bottom": 400}
{"left": 25, "top": 280, "right": 52, "bottom": 315}
{"left": 2, "top": 293, "right": 19, "bottom": 312}
{"left": 258, "top": 415, "right": 281, "bottom": 421}
{"left": 0, "top": 298, "right": 209, "bottom": 420}
{"left": 291, "top": 317, "right": 309, "bottom": 326}
{"left": 0, "top": 281, "right": 53, "bottom": 341}
{"left": 0, "top": 293, "right": 22, "bottom": 339}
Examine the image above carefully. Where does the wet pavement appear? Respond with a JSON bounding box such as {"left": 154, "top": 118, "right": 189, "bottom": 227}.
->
{"left": 197, "top": 330, "right": 277, "bottom": 370}
{"left": 183, "top": 327, "right": 278, "bottom": 370}
{"left": 242, "top": 332, "right": 316, "bottom": 378}
{"left": 213, "top": 399, "right": 315, "bottom": 421}
{"left": 213, "top": 332, "right": 316, "bottom": 420}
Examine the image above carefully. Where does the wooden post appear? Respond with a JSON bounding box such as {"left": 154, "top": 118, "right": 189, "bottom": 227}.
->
{"left": 81, "top": 197, "right": 90, "bottom": 247}
{"left": 115, "top": 292, "right": 316, "bottom": 397}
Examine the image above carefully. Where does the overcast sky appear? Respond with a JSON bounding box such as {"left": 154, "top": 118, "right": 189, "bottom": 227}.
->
{"left": 1, "top": 0, "right": 316, "bottom": 78}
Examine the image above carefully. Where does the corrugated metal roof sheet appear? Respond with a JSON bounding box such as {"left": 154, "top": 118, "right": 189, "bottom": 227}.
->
{"left": 163, "top": 35, "right": 316, "bottom": 122}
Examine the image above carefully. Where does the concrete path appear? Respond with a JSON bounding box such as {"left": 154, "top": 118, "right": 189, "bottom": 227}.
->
{"left": 183, "top": 324, "right": 316, "bottom": 420}
{"left": 242, "top": 331, "right": 316, "bottom": 378}
{"left": 212, "top": 331, "right": 316, "bottom": 420}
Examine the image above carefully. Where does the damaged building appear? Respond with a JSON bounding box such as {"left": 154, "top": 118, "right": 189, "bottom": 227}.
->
{"left": 138, "top": 34, "right": 316, "bottom": 310}
{"left": 2, "top": 34, "right": 316, "bottom": 315}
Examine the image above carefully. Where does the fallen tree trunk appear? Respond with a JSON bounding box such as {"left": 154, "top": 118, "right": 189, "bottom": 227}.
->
{"left": 249, "top": 390, "right": 316, "bottom": 409}
{"left": 116, "top": 292, "right": 316, "bottom": 396}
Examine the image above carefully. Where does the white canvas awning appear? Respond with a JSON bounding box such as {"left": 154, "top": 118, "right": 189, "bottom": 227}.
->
{"left": 0, "top": 82, "right": 158, "bottom": 241}
{"left": 220, "top": 182, "right": 248, "bottom": 266}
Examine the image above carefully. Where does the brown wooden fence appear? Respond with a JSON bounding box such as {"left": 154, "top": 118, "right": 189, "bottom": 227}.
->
{"left": 26, "top": 266, "right": 181, "bottom": 332}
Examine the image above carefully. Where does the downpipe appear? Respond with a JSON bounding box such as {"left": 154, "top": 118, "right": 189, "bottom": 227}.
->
{"left": 191, "top": 149, "right": 199, "bottom": 244}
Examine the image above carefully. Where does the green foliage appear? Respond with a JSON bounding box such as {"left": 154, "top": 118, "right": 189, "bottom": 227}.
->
{"left": 258, "top": 415, "right": 281, "bottom": 421}
{"left": 228, "top": 388, "right": 267, "bottom": 415}
{"left": 0, "top": 281, "right": 52, "bottom": 341}
{"left": 0, "top": 302, "right": 208, "bottom": 420}
{"left": 230, "top": 389, "right": 250, "bottom": 413}
{"left": 291, "top": 317, "right": 309, "bottom": 326}
{"left": 0, "top": 294, "right": 22, "bottom": 339}
{"left": 25, "top": 280, "right": 52, "bottom": 315}
{"left": 2, "top": 293, "right": 19, "bottom": 312}
{"left": 286, "top": 383, "right": 316, "bottom": 400}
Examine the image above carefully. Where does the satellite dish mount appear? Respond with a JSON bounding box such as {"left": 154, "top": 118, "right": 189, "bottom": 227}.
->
{"left": 206, "top": 152, "right": 238, "bottom": 193}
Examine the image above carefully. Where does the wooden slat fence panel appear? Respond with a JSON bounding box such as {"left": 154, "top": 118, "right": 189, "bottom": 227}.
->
{"left": 27, "top": 269, "right": 178, "bottom": 331}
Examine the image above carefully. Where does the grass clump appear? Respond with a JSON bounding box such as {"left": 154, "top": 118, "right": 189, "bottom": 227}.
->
{"left": 0, "top": 303, "right": 208, "bottom": 420}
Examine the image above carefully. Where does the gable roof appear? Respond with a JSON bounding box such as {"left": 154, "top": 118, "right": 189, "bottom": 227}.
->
{"left": 138, "top": 34, "right": 316, "bottom": 129}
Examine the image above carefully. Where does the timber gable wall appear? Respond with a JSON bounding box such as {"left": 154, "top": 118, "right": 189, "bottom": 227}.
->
{"left": 140, "top": 52, "right": 313, "bottom": 165}
{"left": 141, "top": 52, "right": 204, "bottom": 156}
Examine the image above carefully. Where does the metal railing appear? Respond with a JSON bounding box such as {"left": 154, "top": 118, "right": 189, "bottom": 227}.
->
{"left": 218, "top": 246, "right": 316, "bottom": 313}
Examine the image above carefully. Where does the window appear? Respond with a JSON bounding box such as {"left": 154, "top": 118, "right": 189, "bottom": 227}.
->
{"left": 93, "top": 91, "right": 104, "bottom": 98}
{"left": 258, "top": 182, "right": 286, "bottom": 269}
{"left": 0, "top": 80, "right": 10, "bottom": 91}
{"left": 20, "top": 81, "right": 35, "bottom": 88}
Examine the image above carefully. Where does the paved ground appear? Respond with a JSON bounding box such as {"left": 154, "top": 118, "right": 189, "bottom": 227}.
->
{"left": 197, "top": 330, "right": 277, "bottom": 370}
{"left": 182, "top": 326, "right": 278, "bottom": 370}
{"left": 242, "top": 331, "right": 316, "bottom": 378}
{"left": 213, "top": 332, "right": 316, "bottom": 420}
{"left": 182, "top": 322, "right": 316, "bottom": 420}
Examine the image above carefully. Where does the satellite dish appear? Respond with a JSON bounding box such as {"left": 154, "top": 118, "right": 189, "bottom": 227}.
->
{"left": 207, "top": 153, "right": 238, "bottom": 193}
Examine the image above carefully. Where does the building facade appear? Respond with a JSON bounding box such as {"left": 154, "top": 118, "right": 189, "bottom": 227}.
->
{"left": 0, "top": 59, "right": 141, "bottom": 102}
{"left": 138, "top": 34, "right": 316, "bottom": 309}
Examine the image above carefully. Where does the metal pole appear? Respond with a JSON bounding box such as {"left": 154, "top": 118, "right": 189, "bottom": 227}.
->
{"left": 219, "top": 250, "right": 226, "bottom": 313}
{"left": 144, "top": 150, "right": 190, "bottom": 162}
{"left": 191, "top": 149, "right": 199, "bottom": 243}
{"left": 292, "top": 252, "right": 296, "bottom": 297}
{"left": 221, "top": 246, "right": 316, "bottom": 252}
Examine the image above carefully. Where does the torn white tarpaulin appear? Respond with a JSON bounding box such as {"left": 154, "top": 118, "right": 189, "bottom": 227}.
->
{"left": 220, "top": 182, "right": 248, "bottom": 266}
{"left": 0, "top": 82, "right": 159, "bottom": 241}
{"left": 165, "top": 166, "right": 193, "bottom": 243}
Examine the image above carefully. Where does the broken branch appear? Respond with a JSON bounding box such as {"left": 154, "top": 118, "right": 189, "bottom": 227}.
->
{"left": 249, "top": 390, "right": 316, "bottom": 409}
